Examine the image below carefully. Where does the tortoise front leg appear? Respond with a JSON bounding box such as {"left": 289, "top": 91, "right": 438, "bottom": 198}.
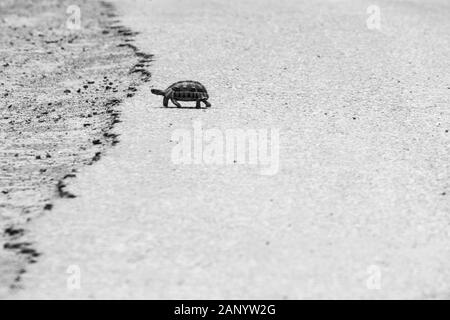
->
{"left": 203, "top": 99, "right": 211, "bottom": 108}
{"left": 196, "top": 99, "right": 202, "bottom": 108}
{"left": 171, "top": 98, "right": 182, "bottom": 108}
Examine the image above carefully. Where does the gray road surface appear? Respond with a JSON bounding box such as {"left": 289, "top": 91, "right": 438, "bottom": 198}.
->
{"left": 15, "top": 0, "right": 450, "bottom": 299}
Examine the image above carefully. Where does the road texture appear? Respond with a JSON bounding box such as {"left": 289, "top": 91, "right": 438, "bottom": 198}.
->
{"left": 14, "top": 0, "right": 450, "bottom": 299}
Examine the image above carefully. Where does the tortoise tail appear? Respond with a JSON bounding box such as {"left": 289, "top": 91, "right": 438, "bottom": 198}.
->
{"left": 151, "top": 89, "right": 165, "bottom": 96}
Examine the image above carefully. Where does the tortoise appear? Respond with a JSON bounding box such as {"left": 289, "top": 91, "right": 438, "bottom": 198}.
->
{"left": 151, "top": 80, "right": 211, "bottom": 108}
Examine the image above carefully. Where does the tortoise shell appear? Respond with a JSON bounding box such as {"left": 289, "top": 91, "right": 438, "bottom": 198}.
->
{"left": 167, "top": 80, "right": 209, "bottom": 101}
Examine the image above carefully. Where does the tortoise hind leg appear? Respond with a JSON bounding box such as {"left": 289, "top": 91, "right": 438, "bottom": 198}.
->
{"left": 171, "top": 98, "right": 182, "bottom": 108}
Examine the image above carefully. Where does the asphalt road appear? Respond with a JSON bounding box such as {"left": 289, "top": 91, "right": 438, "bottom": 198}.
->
{"left": 15, "top": 0, "right": 450, "bottom": 299}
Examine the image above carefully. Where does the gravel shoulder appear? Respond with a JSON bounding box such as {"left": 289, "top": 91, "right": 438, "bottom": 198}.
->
{"left": 0, "top": 0, "right": 151, "bottom": 296}
{"left": 10, "top": 0, "right": 450, "bottom": 299}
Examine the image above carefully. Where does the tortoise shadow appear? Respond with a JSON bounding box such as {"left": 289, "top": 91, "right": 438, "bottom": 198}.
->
{"left": 157, "top": 105, "right": 210, "bottom": 110}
